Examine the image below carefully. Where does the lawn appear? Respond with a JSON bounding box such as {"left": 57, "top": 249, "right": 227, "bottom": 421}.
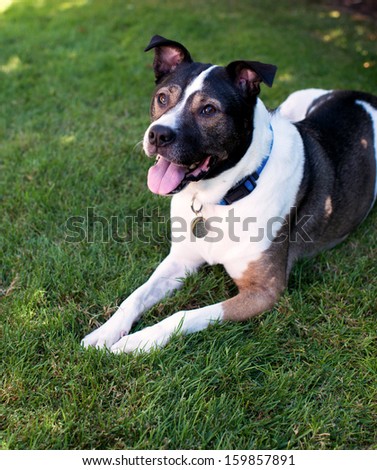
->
{"left": 1, "top": 0, "right": 376, "bottom": 450}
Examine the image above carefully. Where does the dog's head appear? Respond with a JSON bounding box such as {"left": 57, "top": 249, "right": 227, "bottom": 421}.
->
{"left": 143, "top": 35, "right": 277, "bottom": 195}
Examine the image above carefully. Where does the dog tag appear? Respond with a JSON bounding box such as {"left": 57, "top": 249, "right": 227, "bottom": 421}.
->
{"left": 191, "top": 216, "right": 208, "bottom": 238}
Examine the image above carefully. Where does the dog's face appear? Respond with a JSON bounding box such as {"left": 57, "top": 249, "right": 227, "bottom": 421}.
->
{"left": 143, "top": 36, "right": 277, "bottom": 195}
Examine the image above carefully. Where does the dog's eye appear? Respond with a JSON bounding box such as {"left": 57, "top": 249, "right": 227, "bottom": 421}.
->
{"left": 201, "top": 104, "right": 217, "bottom": 116}
{"left": 157, "top": 93, "right": 168, "bottom": 106}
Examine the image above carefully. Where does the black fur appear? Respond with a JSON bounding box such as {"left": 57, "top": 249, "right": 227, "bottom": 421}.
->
{"left": 289, "top": 90, "right": 377, "bottom": 269}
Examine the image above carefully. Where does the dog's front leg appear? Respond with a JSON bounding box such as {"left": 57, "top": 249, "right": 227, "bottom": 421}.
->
{"left": 110, "top": 253, "right": 287, "bottom": 354}
{"left": 81, "top": 253, "right": 202, "bottom": 349}
{"left": 110, "top": 302, "right": 224, "bottom": 354}
{"left": 110, "top": 285, "right": 283, "bottom": 354}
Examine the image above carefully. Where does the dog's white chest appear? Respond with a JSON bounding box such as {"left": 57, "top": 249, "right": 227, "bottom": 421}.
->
{"left": 171, "top": 198, "right": 267, "bottom": 269}
{"left": 170, "top": 190, "right": 287, "bottom": 278}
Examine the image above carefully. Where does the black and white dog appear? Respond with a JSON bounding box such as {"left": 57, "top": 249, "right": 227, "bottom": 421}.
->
{"left": 82, "top": 36, "right": 377, "bottom": 353}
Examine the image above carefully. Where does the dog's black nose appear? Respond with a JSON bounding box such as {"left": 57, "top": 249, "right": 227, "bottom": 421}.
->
{"left": 148, "top": 125, "right": 176, "bottom": 147}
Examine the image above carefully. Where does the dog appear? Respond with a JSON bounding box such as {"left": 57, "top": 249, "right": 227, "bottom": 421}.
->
{"left": 82, "top": 35, "right": 377, "bottom": 353}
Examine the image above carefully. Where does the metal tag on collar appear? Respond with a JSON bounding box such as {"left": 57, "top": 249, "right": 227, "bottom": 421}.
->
{"left": 190, "top": 197, "right": 209, "bottom": 238}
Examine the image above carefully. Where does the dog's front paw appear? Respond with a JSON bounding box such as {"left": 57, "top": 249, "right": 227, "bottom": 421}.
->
{"left": 110, "top": 324, "right": 168, "bottom": 354}
{"left": 81, "top": 318, "right": 130, "bottom": 350}
{"left": 81, "top": 327, "right": 120, "bottom": 349}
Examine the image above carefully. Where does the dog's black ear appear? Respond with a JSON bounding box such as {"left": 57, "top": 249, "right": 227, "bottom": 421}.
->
{"left": 226, "top": 60, "right": 277, "bottom": 97}
{"left": 145, "top": 35, "right": 193, "bottom": 83}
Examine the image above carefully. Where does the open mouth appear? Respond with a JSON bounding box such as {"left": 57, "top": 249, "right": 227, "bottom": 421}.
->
{"left": 147, "top": 154, "right": 215, "bottom": 195}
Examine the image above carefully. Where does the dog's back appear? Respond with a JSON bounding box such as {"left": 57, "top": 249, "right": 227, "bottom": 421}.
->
{"left": 287, "top": 90, "right": 377, "bottom": 267}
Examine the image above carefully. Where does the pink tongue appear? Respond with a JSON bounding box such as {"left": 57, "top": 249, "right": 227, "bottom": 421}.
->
{"left": 148, "top": 157, "right": 187, "bottom": 195}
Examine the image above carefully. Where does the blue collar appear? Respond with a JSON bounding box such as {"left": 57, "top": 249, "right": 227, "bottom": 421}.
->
{"left": 218, "top": 125, "right": 273, "bottom": 206}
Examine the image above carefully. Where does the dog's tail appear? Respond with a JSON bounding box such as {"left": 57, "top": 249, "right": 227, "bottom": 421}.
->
{"left": 277, "top": 88, "right": 331, "bottom": 122}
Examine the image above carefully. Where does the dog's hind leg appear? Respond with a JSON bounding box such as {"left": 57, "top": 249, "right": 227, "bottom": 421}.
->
{"left": 81, "top": 252, "right": 203, "bottom": 349}
{"left": 222, "top": 253, "right": 287, "bottom": 322}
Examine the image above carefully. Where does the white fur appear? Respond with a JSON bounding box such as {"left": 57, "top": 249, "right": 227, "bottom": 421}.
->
{"left": 82, "top": 97, "right": 305, "bottom": 353}
{"left": 278, "top": 88, "right": 330, "bottom": 122}
{"left": 356, "top": 100, "right": 377, "bottom": 204}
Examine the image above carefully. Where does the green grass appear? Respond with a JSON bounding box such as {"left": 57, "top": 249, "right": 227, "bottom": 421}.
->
{"left": 1, "top": 0, "right": 376, "bottom": 450}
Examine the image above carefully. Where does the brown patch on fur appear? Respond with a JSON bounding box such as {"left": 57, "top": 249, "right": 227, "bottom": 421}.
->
{"left": 324, "top": 196, "right": 333, "bottom": 218}
{"left": 151, "top": 85, "right": 182, "bottom": 119}
{"left": 190, "top": 93, "right": 229, "bottom": 152}
{"left": 223, "top": 240, "right": 288, "bottom": 321}
{"left": 191, "top": 92, "right": 223, "bottom": 114}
